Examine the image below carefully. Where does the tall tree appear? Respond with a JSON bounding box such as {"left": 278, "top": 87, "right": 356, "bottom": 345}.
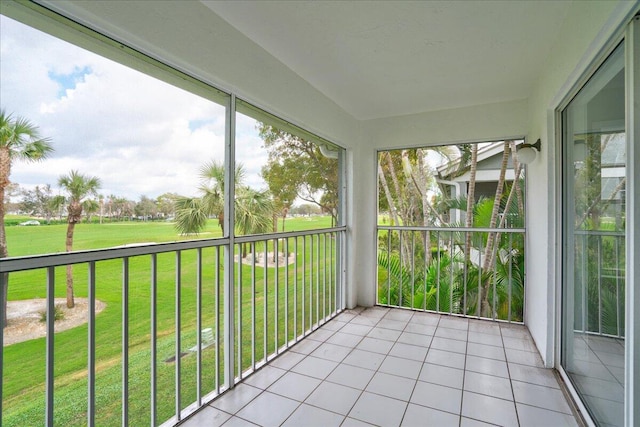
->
{"left": 134, "top": 195, "right": 158, "bottom": 220}
{"left": 156, "top": 192, "right": 179, "bottom": 219}
{"left": 464, "top": 144, "right": 479, "bottom": 263}
{"left": 58, "top": 170, "right": 101, "bottom": 308}
{"left": 480, "top": 141, "right": 511, "bottom": 316}
{"left": 0, "top": 109, "right": 53, "bottom": 327}
{"left": 259, "top": 124, "right": 340, "bottom": 225}
{"left": 261, "top": 162, "right": 297, "bottom": 232}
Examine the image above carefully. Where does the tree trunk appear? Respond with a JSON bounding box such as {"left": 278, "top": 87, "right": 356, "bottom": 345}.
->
{"left": 481, "top": 142, "right": 511, "bottom": 317}
{"left": 378, "top": 163, "right": 401, "bottom": 228}
{"left": 465, "top": 144, "right": 478, "bottom": 264}
{"left": 510, "top": 142, "right": 525, "bottom": 216}
{"left": 65, "top": 221, "right": 76, "bottom": 308}
{"left": 65, "top": 202, "right": 82, "bottom": 309}
{"left": 217, "top": 211, "right": 224, "bottom": 234}
{"left": 281, "top": 208, "right": 288, "bottom": 258}
{"left": 1, "top": 146, "right": 11, "bottom": 327}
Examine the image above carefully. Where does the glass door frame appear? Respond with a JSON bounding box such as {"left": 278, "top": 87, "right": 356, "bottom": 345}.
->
{"left": 555, "top": 13, "right": 640, "bottom": 427}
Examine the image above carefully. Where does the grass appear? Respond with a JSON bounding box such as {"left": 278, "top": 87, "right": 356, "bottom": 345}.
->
{"left": 2, "top": 215, "right": 337, "bottom": 426}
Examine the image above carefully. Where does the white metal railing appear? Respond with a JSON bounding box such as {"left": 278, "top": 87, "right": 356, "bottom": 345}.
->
{"left": 1, "top": 227, "right": 345, "bottom": 426}
{"left": 377, "top": 226, "right": 525, "bottom": 323}
{"left": 573, "top": 229, "right": 625, "bottom": 339}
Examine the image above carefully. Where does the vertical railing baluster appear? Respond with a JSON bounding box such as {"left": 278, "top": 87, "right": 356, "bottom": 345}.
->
{"left": 175, "top": 251, "right": 182, "bottom": 421}
{"left": 215, "top": 247, "right": 221, "bottom": 394}
{"left": 489, "top": 234, "right": 498, "bottom": 321}
{"left": 581, "top": 234, "right": 587, "bottom": 333}
{"left": 302, "top": 235, "right": 306, "bottom": 335}
{"left": 508, "top": 233, "right": 513, "bottom": 322}
{"left": 398, "top": 230, "right": 403, "bottom": 308}
{"left": 275, "top": 238, "right": 279, "bottom": 354}
{"left": 88, "top": 262, "right": 96, "bottom": 426}
{"left": 310, "top": 235, "right": 314, "bottom": 328}
{"left": 294, "top": 237, "right": 298, "bottom": 339}
{"left": 435, "top": 231, "right": 439, "bottom": 313}
{"left": 45, "top": 266, "right": 55, "bottom": 426}
{"left": 323, "top": 233, "right": 327, "bottom": 320}
{"left": 150, "top": 253, "right": 157, "bottom": 426}
{"left": 522, "top": 231, "right": 527, "bottom": 323}
{"left": 195, "top": 249, "right": 202, "bottom": 406}
{"left": 387, "top": 230, "right": 391, "bottom": 307}
{"left": 615, "top": 234, "right": 621, "bottom": 337}
{"left": 122, "top": 258, "right": 129, "bottom": 426}
{"left": 315, "top": 234, "right": 320, "bottom": 327}
{"left": 463, "top": 231, "right": 468, "bottom": 315}
{"left": 285, "top": 238, "right": 289, "bottom": 347}
{"left": 337, "top": 230, "right": 343, "bottom": 311}
{"left": 477, "top": 233, "right": 482, "bottom": 318}
{"left": 411, "top": 232, "right": 415, "bottom": 309}
{"left": 251, "top": 242, "right": 256, "bottom": 371}
{"left": 264, "top": 242, "right": 268, "bottom": 361}
{"left": 238, "top": 245, "right": 243, "bottom": 377}
{"left": 491, "top": 246, "right": 500, "bottom": 322}
{"left": 597, "top": 236, "right": 602, "bottom": 334}
{"left": 332, "top": 232, "right": 336, "bottom": 314}
{"left": 449, "top": 233, "right": 454, "bottom": 315}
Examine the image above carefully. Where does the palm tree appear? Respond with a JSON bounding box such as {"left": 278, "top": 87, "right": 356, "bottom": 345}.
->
{"left": 175, "top": 160, "right": 273, "bottom": 253}
{"left": 480, "top": 141, "right": 511, "bottom": 317}
{"left": 0, "top": 109, "right": 53, "bottom": 327}
{"left": 464, "top": 144, "right": 478, "bottom": 263}
{"left": 58, "top": 170, "right": 101, "bottom": 308}
{"left": 83, "top": 199, "right": 100, "bottom": 223}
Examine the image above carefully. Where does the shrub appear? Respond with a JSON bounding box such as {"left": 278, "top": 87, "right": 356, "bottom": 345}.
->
{"left": 39, "top": 305, "right": 65, "bottom": 322}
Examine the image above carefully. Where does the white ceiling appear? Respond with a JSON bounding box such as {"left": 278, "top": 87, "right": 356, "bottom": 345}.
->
{"left": 203, "top": 0, "right": 572, "bottom": 120}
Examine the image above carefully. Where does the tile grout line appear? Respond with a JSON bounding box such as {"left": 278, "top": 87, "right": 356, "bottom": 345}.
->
{"left": 216, "top": 310, "right": 351, "bottom": 425}
{"left": 501, "top": 324, "right": 521, "bottom": 427}
{"left": 583, "top": 335, "right": 626, "bottom": 389}
{"left": 267, "top": 309, "right": 358, "bottom": 426}
{"left": 349, "top": 308, "right": 414, "bottom": 426}
{"left": 335, "top": 307, "right": 388, "bottom": 427}
{"left": 222, "top": 311, "right": 352, "bottom": 427}
{"left": 457, "top": 319, "right": 469, "bottom": 427}
{"left": 307, "top": 309, "right": 374, "bottom": 427}
{"left": 398, "top": 311, "right": 442, "bottom": 427}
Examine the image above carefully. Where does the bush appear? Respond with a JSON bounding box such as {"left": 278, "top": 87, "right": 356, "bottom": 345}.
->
{"left": 39, "top": 305, "right": 65, "bottom": 323}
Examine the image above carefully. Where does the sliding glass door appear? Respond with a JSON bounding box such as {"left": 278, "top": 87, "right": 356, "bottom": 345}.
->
{"left": 561, "top": 42, "right": 626, "bottom": 425}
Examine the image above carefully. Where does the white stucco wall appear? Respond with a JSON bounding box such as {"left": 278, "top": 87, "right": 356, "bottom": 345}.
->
{"left": 525, "top": 0, "right": 634, "bottom": 367}
{"left": 365, "top": 99, "right": 529, "bottom": 149}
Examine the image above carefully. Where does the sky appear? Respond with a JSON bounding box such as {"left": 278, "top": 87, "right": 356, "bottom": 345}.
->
{"left": 0, "top": 16, "right": 269, "bottom": 202}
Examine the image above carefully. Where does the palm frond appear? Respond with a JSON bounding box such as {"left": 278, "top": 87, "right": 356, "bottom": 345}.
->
{"left": 174, "top": 197, "right": 208, "bottom": 235}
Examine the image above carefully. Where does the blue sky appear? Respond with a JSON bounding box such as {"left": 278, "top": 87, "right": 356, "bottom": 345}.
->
{"left": 0, "top": 15, "right": 268, "bottom": 202}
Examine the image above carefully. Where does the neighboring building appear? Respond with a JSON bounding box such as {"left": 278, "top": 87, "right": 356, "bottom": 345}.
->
{"left": 436, "top": 140, "right": 524, "bottom": 223}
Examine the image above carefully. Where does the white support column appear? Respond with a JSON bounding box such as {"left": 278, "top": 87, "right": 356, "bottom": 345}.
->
{"left": 347, "top": 144, "right": 377, "bottom": 308}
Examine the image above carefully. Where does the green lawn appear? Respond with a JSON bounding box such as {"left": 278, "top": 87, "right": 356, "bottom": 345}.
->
{"left": 2, "top": 215, "right": 338, "bottom": 426}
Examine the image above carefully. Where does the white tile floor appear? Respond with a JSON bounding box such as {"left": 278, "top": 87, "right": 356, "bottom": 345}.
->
{"left": 565, "top": 334, "right": 624, "bottom": 426}
{"left": 179, "top": 307, "right": 579, "bottom": 427}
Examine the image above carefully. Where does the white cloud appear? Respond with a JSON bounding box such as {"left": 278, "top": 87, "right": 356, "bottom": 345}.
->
{"left": 1, "top": 16, "right": 269, "bottom": 201}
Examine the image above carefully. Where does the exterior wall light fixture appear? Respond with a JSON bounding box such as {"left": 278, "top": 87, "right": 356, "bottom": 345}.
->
{"left": 319, "top": 143, "right": 339, "bottom": 159}
{"left": 516, "top": 138, "right": 541, "bottom": 164}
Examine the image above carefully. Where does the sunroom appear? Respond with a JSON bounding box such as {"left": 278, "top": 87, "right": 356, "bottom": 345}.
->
{"left": 1, "top": 1, "right": 639, "bottom": 426}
